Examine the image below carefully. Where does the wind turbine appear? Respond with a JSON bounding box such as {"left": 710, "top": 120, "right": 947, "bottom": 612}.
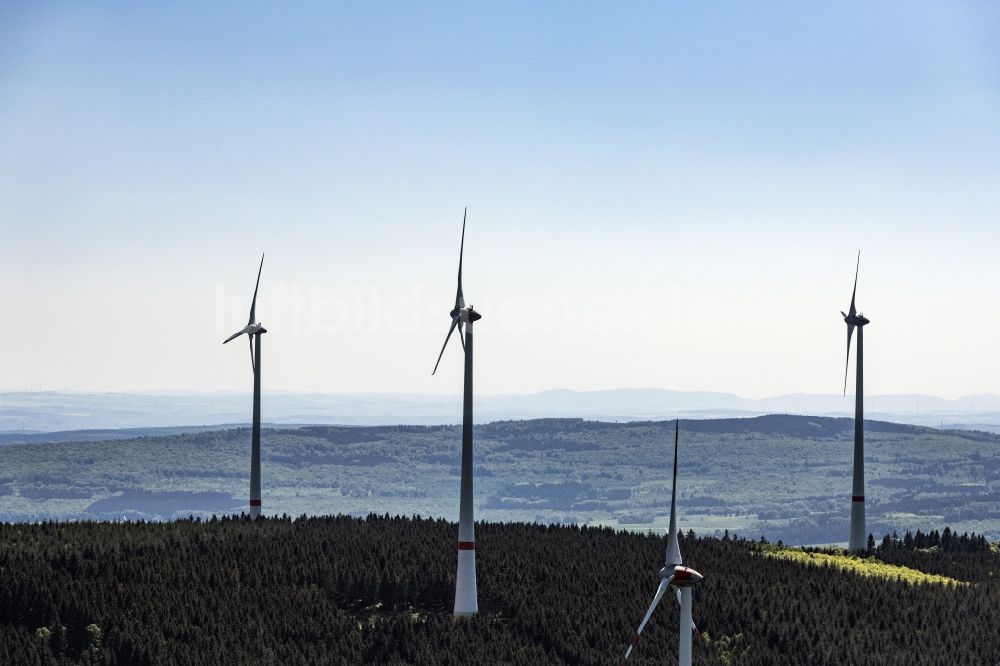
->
{"left": 223, "top": 254, "right": 267, "bottom": 519}
{"left": 842, "top": 251, "right": 870, "bottom": 552}
{"left": 432, "top": 208, "right": 481, "bottom": 618}
{"left": 621, "top": 420, "right": 703, "bottom": 666}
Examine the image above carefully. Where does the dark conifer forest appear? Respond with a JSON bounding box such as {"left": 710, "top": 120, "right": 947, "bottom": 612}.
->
{"left": 0, "top": 515, "right": 997, "bottom": 665}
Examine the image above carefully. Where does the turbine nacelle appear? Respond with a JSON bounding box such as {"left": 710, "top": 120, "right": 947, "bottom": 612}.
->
{"left": 658, "top": 564, "right": 703, "bottom": 586}
{"left": 842, "top": 312, "right": 869, "bottom": 327}
{"left": 459, "top": 306, "right": 481, "bottom": 323}
{"left": 672, "top": 565, "right": 704, "bottom": 587}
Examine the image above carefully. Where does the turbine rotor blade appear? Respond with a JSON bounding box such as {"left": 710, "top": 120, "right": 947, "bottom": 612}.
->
{"left": 848, "top": 250, "right": 859, "bottom": 318}
{"left": 843, "top": 323, "right": 855, "bottom": 395}
{"left": 666, "top": 419, "right": 682, "bottom": 566}
{"left": 223, "top": 326, "right": 250, "bottom": 344}
{"left": 674, "top": 590, "right": 700, "bottom": 636}
{"left": 622, "top": 577, "right": 673, "bottom": 662}
{"left": 458, "top": 320, "right": 465, "bottom": 352}
{"left": 431, "top": 317, "right": 460, "bottom": 375}
{"left": 455, "top": 208, "right": 466, "bottom": 307}
{"left": 249, "top": 334, "right": 255, "bottom": 373}
{"left": 841, "top": 251, "right": 860, "bottom": 394}
{"left": 249, "top": 253, "right": 264, "bottom": 325}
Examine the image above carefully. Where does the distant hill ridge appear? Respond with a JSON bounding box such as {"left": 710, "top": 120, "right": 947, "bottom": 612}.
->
{"left": 3, "top": 389, "right": 1000, "bottom": 433}
{"left": 4, "top": 413, "right": 999, "bottom": 446}
{"left": 1, "top": 414, "right": 999, "bottom": 542}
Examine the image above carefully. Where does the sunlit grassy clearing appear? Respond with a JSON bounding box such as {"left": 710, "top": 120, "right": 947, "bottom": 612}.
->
{"left": 759, "top": 546, "right": 966, "bottom": 586}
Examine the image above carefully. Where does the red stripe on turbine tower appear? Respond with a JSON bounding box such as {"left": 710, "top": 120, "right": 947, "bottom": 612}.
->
{"left": 457, "top": 541, "right": 476, "bottom": 550}
{"left": 852, "top": 495, "right": 864, "bottom": 502}
{"left": 250, "top": 499, "right": 262, "bottom": 507}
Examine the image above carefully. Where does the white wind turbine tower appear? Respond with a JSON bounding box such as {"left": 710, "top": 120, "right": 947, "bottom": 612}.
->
{"left": 841, "top": 251, "right": 870, "bottom": 552}
{"left": 432, "top": 208, "right": 482, "bottom": 618}
{"left": 621, "top": 420, "right": 703, "bottom": 666}
{"left": 223, "top": 254, "right": 266, "bottom": 519}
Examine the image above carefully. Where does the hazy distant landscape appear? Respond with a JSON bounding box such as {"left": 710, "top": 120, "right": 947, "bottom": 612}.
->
{"left": 4, "top": 389, "right": 1000, "bottom": 433}
{"left": 2, "top": 414, "right": 998, "bottom": 545}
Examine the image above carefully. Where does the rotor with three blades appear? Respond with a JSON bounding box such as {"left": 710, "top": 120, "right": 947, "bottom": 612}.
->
{"left": 432, "top": 208, "right": 479, "bottom": 375}
{"left": 223, "top": 254, "right": 266, "bottom": 372}
{"left": 841, "top": 251, "right": 867, "bottom": 395}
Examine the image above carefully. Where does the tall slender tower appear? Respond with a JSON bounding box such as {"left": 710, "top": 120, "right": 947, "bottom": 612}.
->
{"left": 454, "top": 306, "right": 480, "bottom": 616}
{"left": 842, "top": 252, "right": 869, "bottom": 552}
{"left": 678, "top": 577, "right": 695, "bottom": 666}
{"left": 250, "top": 329, "right": 262, "bottom": 518}
{"left": 224, "top": 254, "right": 267, "bottom": 519}
{"left": 432, "top": 209, "right": 481, "bottom": 617}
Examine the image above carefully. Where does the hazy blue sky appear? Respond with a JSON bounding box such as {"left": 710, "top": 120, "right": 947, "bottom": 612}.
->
{"left": 1, "top": 2, "right": 998, "bottom": 398}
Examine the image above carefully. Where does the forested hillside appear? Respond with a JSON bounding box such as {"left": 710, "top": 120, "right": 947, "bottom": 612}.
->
{"left": 0, "top": 515, "right": 997, "bottom": 665}
{"left": 2, "top": 416, "right": 1000, "bottom": 544}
